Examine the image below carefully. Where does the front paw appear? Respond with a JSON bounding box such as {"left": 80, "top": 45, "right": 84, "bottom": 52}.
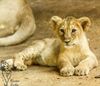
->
{"left": 14, "top": 62, "right": 27, "bottom": 71}
{"left": 60, "top": 66, "right": 75, "bottom": 77}
{"left": 75, "top": 65, "right": 89, "bottom": 76}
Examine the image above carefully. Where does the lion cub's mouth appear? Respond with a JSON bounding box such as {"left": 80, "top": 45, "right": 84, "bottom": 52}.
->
{"left": 64, "top": 42, "right": 75, "bottom": 47}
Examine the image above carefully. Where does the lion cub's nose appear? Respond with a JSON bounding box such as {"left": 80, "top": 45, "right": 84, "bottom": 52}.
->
{"left": 64, "top": 40, "right": 70, "bottom": 43}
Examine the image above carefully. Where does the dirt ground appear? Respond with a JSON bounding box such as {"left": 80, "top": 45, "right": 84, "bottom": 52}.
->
{"left": 0, "top": 0, "right": 100, "bottom": 86}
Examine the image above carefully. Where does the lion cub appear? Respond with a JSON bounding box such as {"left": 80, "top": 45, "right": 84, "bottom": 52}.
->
{"left": 2, "top": 16, "right": 98, "bottom": 76}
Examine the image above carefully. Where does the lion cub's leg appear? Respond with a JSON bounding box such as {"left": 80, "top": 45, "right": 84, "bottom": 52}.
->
{"left": 75, "top": 53, "right": 98, "bottom": 76}
{"left": 58, "top": 54, "right": 75, "bottom": 77}
{"left": 14, "top": 40, "right": 45, "bottom": 70}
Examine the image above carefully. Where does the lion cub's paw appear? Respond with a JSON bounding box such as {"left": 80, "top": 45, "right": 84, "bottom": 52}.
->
{"left": 75, "top": 65, "right": 89, "bottom": 76}
{"left": 14, "top": 62, "right": 27, "bottom": 71}
{"left": 60, "top": 66, "right": 75, "bottom": 77}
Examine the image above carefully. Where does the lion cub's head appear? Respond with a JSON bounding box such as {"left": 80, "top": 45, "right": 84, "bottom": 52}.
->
{"left": 49, "top": 16, "right": 91, "bottom": 46}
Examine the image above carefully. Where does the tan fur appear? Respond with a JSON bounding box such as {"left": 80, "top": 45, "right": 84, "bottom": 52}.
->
{"left": 3, "top": 16, "right": 98, "bottom": 76}
{"left": 0, "top": 0, "right": 36, "bottom": 46}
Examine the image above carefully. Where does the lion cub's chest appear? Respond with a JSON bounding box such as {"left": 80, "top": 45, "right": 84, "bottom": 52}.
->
{"left": 61, "top": 46, "right": 85, "bottom": 66}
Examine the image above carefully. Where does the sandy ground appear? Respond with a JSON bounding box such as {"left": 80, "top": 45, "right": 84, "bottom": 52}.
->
{"left": 0, "top": 0, "right": 100, "bottom": 86}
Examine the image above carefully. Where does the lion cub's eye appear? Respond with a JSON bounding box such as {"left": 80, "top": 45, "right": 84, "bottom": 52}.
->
{"left": 60, "top": 29, "right": 64, "bottom": 33}
{"left": 72, "top": 29, "right": 76, "bottom": 33}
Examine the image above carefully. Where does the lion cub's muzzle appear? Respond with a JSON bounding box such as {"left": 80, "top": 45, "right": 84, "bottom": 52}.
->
{"left": 64, "top": 39, "right": 75, "bottom": 46}
{"left": 64, "top": 38, "right": 72, "bottom": 45}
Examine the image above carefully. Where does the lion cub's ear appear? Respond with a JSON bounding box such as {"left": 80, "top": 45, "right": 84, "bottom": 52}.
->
{"left": 78, "top": 17, "right": 91, "bottom": 31}
{"left": 49, "top": 16, "right": 62, "bottom": 30}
